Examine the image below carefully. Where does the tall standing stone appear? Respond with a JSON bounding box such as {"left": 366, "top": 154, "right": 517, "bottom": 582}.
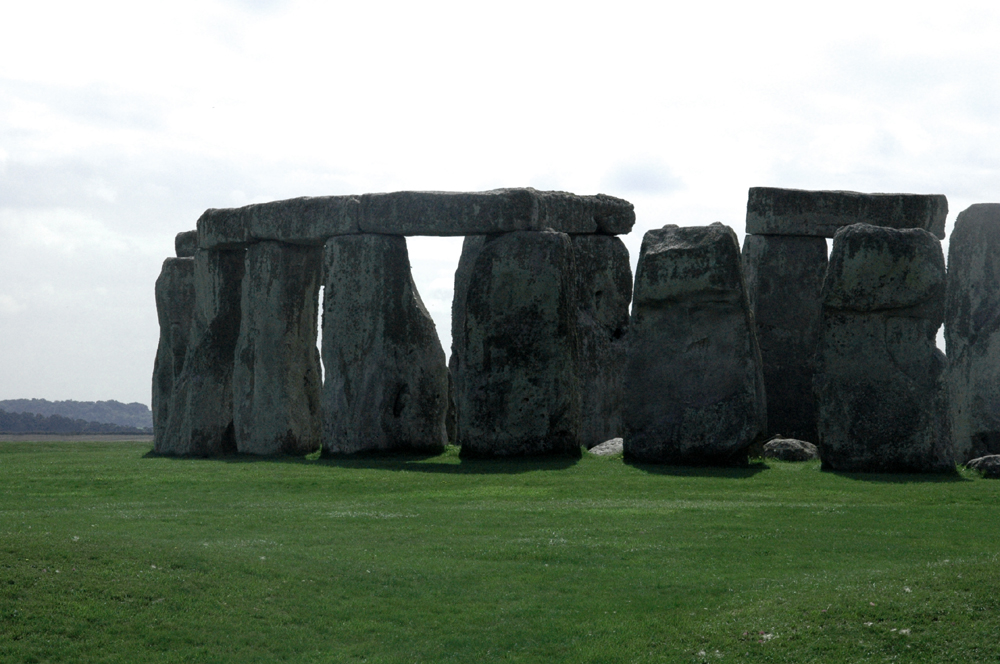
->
{"left": 741, "top": 235, "right": 827, "bottom": 443}
{"left": 448, "top": 235, "right": 487, "bottom": 444}
{"left": 816, "top": 223, "right": 952, "bottom": 472}
{"left": 572, "top": 235, "right": 632, "bottom": 448}
{"left": 946, "top": 204, "right": 1000, "bottom": 462}
{"left": 624, "top": 223, "right": 766, "bottom": 465}
{"left": 457, "top": 230, "right": 581, "bottom": 457}
{"left": 322, "top": 234, "right": 449, "bottom": 454}
{"left": 233, "top": 241, "right": 323, "bottom": 456}
{"left": 151, "top": 257, "right": 195, "bottom": 452}
{"left": 157, "top": 248, "right": 245, "bottom": 456}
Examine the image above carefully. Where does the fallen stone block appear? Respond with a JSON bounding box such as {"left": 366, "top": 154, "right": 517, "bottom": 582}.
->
{"left": 746, "top": 187, "right": 947, "bottom": 238}
{"left": 624, "top": 223, "right": 766, "bottom": 465}
{"left": 966, "top": 454, "right": 1000, "bottom": 478}
{"left": 322, "top": 234, "right": 449, "bottom": 454}
{"left": 816, "top": 223, "right": 952, "bottom": 472}
{"left": 763, "top": 437, "right": 819, "bottom": 461}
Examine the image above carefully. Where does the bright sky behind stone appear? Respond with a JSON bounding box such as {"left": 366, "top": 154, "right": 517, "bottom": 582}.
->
{"left": 1, "top": 0, "right": 998, "bottom": 405}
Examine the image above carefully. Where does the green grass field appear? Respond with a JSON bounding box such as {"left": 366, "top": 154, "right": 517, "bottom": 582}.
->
{"left": 1, "top": 442, "right": 998, "bottom": 663}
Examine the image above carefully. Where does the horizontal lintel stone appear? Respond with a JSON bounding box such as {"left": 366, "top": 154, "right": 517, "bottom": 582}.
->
{"left": 746, "top": 187, "right": 948, "bottom": 239}
{"left": 198, "top": 189, "right": 634, "bottom": 248}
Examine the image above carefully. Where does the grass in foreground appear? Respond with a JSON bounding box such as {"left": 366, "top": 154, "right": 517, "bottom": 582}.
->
{"left": 1, "top": 442, "right": 998, "bottom": 663}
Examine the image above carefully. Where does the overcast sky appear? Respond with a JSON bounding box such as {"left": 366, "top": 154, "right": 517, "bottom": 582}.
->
{"left": 2, "top": 0, "right": 998, "bottom": 406}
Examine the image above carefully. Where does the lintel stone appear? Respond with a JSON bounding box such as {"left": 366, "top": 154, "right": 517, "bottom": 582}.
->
{"left": 746, "top": 187, "right": 947, "bottom": 239}
{"left": 175, "top": 231, "right": 198, "bottom": 257}
{"left": 197, "top": 196, "right": 360, "bottom": 250}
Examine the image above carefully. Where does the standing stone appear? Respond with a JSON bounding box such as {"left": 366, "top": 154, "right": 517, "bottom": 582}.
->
{"left": 448, "top": 235, "right": 487, "bottom": 444}
{"left": 233, "top": 241, "right": 323, "bottom": 456}
{"left": 945, "top": 204, "right": 1000, "bottom": 462}
{"left": 572, "top": 235, "right": 632, "bottom": 448}
{"left": 152, "top": 257, "right": 195, "bottom": 452}
{"left": 457, "top": 230, "right": 581, "bottom": 457}
{"left": 157, "top": 248, "right": 245, "bottom": 456}
{"left": 623, "top": 223, "right": 766, "bottom": 465}
{"left": 815, "top": 223, "right": 952, "bottom": 472}
{"left": 322, "top": 234, "right": 449, "bottom": 454}
{"left": 742, "top": 235, "right": 827, "bottom": 443}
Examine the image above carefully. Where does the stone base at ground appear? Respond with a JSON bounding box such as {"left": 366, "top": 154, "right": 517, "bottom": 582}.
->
{"left": 966, "top": 455, "right": 1000, "bottom": 478}
{"left": 763, "top": 437, "right": 819, "bottom": 461}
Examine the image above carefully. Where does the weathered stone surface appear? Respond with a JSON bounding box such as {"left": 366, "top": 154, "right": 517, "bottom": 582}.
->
{"left": 447, "top": 235, "right": 487, "bottom": 444}
{"left": 572, "top": 235, "right": 632, "bottom": 448}
{"left": 175, "top": 231, "right": 198, "bottom": 257}
{"left": 233, "top": 241, "right": 323, "bottom": 455}
{"left": 152, "top": 257, "right": 195, "bottom": 452}
{"left": 815, "top": 224, "right": 952, "bottom": 472}
{"left": 197, "top": 196, "right": 360, "bottom": 250}
{"left": 966, "top": 454, "right": 1000, "bottom": 478}
{"left": 360, "top": 189, "right": 634, "bottom": 236}
{"left": 763, "top": 437, "right": 819, "bottom": 461}
{"left": 623, "top": 223, "right": 766, "bottom": 465}
{"left": 589, "top": 438, "right": 623, "bottom": 456}
{"left": 746, "top": 187, "right": 948, "bottom": 238}
{"left": 742, "top": 234, "right": 827, "bottom": 443}
{"left": 945, "top": 204, "right": 1000, "bottom": 462}
{"left": 456, "top": 230, "right": 581, "bottom": 457}
{"left": 158, "top": 248, "right": 245, "bottom": 456}
{"left": 322, "top": 234, "right": 449, "bottom": 454}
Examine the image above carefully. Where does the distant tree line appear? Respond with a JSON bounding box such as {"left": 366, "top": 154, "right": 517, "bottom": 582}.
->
{"left": 0, "top": 409, "right": 151, "bottom": 435}
{"left": 0, "top": 399, "right": 152, "bottom": 430}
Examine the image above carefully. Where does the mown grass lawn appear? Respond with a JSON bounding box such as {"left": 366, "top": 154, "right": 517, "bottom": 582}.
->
{"left": 1, "top": 441, "right": 998, "bottom": 663}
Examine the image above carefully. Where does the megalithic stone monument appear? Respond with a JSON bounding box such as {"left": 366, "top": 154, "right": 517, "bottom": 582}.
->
{"left": 151, "top": 253, "right": 195, "bottom": 452}
{"left": 815, "top": 223, "right": 952, "bottom": 472}
{"left": 624, "top": 223, "right": 766, "bottom": 465}
{"left": 457, "top": 230, "right": 582, "bottom": 458}
{"left": 233, "top": 241, "right": 323, "bottom": 455}
{"left": 945, "top": 204, "right": 1000, "bottom": 462}
{"left": 447, "top": 235, "right": 487, "bottom": 444}
{"left": 322, "top": 234, "right": 449, "bottom": 454}
{"left": 157, "top": 188, "right": 634, "bottom": 457}
{"left": 742, "top": 187, "right": 949, "bottom": 444}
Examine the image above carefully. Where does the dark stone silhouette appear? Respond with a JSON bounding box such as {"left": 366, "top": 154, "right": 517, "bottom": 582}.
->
{"left": 815, "top": 224, "right": 952, "bottom": 473}
{"left": 322, "top": 234, "right": 449, "bottom": 455}
{"left": 624, "top": 223, "right": 766, "bottom": 465}
{"left": 945, "top": 204, "right": 1000, "bottom": 462}
{"left": 151, "top": 257, "right": 195, "bottom": 451}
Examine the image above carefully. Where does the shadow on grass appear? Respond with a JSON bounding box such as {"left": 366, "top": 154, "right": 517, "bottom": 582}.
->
{"left": 145, "top": 448, "right": 581, "bottom": 475}
{"left": 825, "top": 467, "right": 970, "bottom": 483}
{"left": 623, "top": 459, "right": 769, "bottom": 478}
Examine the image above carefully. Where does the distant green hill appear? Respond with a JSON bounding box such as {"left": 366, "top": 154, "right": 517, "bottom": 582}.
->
{"left": 0, "top": 399, "right": 152, "bottom": 430}
{"left": 0, "top": 409, "right": 151, "bottom": 435}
